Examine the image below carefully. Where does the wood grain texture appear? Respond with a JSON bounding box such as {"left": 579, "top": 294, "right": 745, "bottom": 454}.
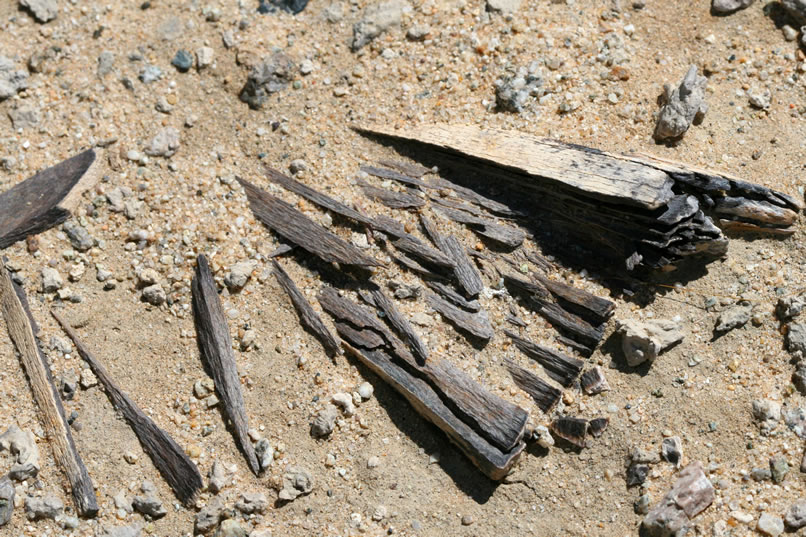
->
{"left": 420, "top": 214, "right": 483, "bottom": 297}
{"left": 272, "top": 260, "right": 341, "bottom": 357}
{"left": 425, "top": 292, "right": 494, "bottom": 341}
{"left": 0, "top": 261, "right": 98, "bottom": 517}
{"left": 344, "top": 344, "right": 524, "bottom": 480}
{"left": 52, "top": 311, "right": 203, "bottom": 504}
{"left": 505, "top": 330, "right": 583, "bottom": 388}
{"left": 356, "top": 124, "right": 675, "bottom": 209}
{"left": 191, "top": 254, "right": 260, "bottom": 475}
{"left": 361, "top": 287, "right": 429, "bottom": 362}
{"left": 0, "top": 149, "right": 98, "bottom": 250}
{"left": 359, "top": 165, "right": 430, "bottom": 189}
{"left": 433, "top": 206, "right": 525, "bottom": 249}
{"left": 238, "top": 177, "right": 381, "bottom": 268}
{"left": 357, "top": 179, "right": 426, "bottom": 209}
{"left": 425, "top": 281, "right": 481, "bottom": 312}
{"left": 505, "top": 359, "right": 562, "bottom": 413}
{"left": 550, "top": 416, "right": 588, "bottom": 448}
{"left": 532, "top": 273, "right": 615, "bottom": 324}
{"left": 376, "top": 159, "right": 431, "bottom": 178}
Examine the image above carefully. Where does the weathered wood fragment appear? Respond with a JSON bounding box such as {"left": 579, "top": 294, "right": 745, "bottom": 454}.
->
{"left": 505, "top": 360, "right": 562, "bottom": 413}
{"left": 52, "top": 312, "right": 202, "bottom": 504}
{"left": 580, "top": 367, "right": 610, "bottom": 395}
{"left": 434, "top": 206, "right": 525, "bottom": 248}
{"left": 357, "top": 124, "right": 674, "bottom": 209}
{"left": 238, "top": 177, "right": 381, "bottom": 268}
{"left": 420, "top": 214, "right": 483, "bottom": 297}
{"left": 426, "top": 293, "right": 494, "bottom": 341}
{"left": 429, "top": 194, "right": 493, "bottom": 218}
{"left": 272, "top": 260, "right": 341, "bottom": 357}
{"left": 267, "top": 243, "right": 294, "bottom": 258}
{"left": 425, "top": 281, "right": 481, "bottom": 312}
{"left": 0, "top": 261, "right": 98, "bottom": 517}
{"left": 377, "top": 159, "right": 431, "bottom": 178}
{"left": 391, "top": 251, "right": 446, "bottom": 280}
{"left": 505, "top": 331, "right": 583, "bottom": 387}
{"left": 264, "top": 166, "right": 376, "bottom": 227}
{"left": 344, "top": 344, "right": 524, "bottom": 480}
{"left": 532, "top": 273, "right": 615, "bottom": 324}
{"left": 361, "top": 286, "right": 429, "bottom": 362}
{"left": 717, "top": 219, "right": 795, "bottom": 236}
{"left": 191, "top": 254, "right": 260, "bottom": 475}
{"left": 360, "top": 165, "right": 430, "bottom": 189}
{"left": 550, "top": 417, "right": 588, "bottom": 448}
{"left": 588, "top": 417, "right": 609, "bottom": 438}
{"left": 391, "top": 235, "right": 455, "bottom": 269}
{"left": 357, "top": 179, "right": 425, "bottom": 209}
{"left": 429, "top": 175, "right": 517, "bottom": 216}
{"left": 0, "top": 149, "right": 99, "bottom": 250}
{"left": 320, "top": 289, "right": 527, "bottom": 452}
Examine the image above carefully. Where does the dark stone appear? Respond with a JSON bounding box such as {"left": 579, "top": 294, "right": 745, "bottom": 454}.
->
{"left": 171, "top": 50, "right": 193, "bottom": 72}
{"left": 627, "top": 463, "right": 649, "bottom": 487}
{"left": 258, "top": 0, "right": 308, "bottom": 14}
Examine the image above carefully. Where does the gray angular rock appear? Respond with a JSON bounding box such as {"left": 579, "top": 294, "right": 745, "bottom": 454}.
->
{"left": 785, "top": 499, "right": 806, "bottom": 529}
{"left": 661, "top": 436, "right": 683, "bottom": 468}
{"left": 63, "top": 220, "right": 95, "bottom": 251}
{"left": 19, "top": 0, "right": 58, "bottom": 23}
{"left": 0, "top": 425, "right": 40, "bottom": 481}
{"left": 627, "top": 463, "right": 649, "bottom": 487}
{"left": 751, "top": 467, "right": 771, "bottom": 481}
{"left": 255, "top": 438, "right": 274, "bottom": 471}
{"left": 195, "top": 497, "right": 230, "bottom": 534}
{"left": 748, "top": 88, "right": 771, "bottom": 110}
{"left": 634, "top": 494, "right": 652, "bottom": 515}
{"left": 641, "top": 462, "right": 714, "bottom": 537}
{"left": 715, "top": 304, "right": 752, "bottom": 333}
{"left": 0, "top": 477, "right": 14, "bottom": 526}
{"left": 235, "top": 492, "right": 268, "bottom": 514}
{"left": 239, "top": 52, "right": 296, "bottom": 110}
{"left": 97, "top": 524, "right": 143, "bottom": 537}
{"left": 752, "top": 399, "right": 781, "bottom": 432}
{"left": 215, "top": 519, "right": 248, "bottom": 537}
{"left": 486, "top": 0, "right": 522, "bottom": 13}
{"left": 41, "top": 267, "right": 64, "bottom": 292}
{"left": 24, "top": 495, "right": 64, "bottom": 520}
{"left": 711, "top": 0, "right": 753, "bottom": 14}
{"left": 0, "top": 56, "right": 29, "bottom": 100}
{"left": 144, "top": 127, "right": 180, "bottom": 157}
{"left": 132, "top": 491, "right": 166, "bottom": 519}
{"left": 196, "top": 47, "right": 214, "bottom": 69}
{"left": 8, "top": 104, "right": 40, "bottom": 130}
{"left": 97, "top": 51, "right": 115, "bottom": 77}
{"left": 757, "top": 513, "right": 784, "bottom": 537}
{"left": 617, "top": 318, "right": 684, "bottom": 366}
{"left": 781, "top": 0, "right": 806, "bottom": 24}
{"left": 787, "top": 323, "right": 806, "bottom": 355}
{"left": 770, "top": 455, "right": 789, "bottom": 483}
{"left": 224, "top": 260, "right": 257, "bottom": 289}
{"left": 208, "top": 460, "right": 235, "bottom": 494}
{"left": 653, "top": 65, "right": 708, "bottom": 141}
{"left": 778, "top": 294, "right": 806, "bottom": 321}
{"left": 278, "top": 466, "right": 313, "bottom": 501}
{"left": 495, "top": 72, "right": 543, "bottom": 113}
{"left": 783, "top": 407, "right": 806, "bottom": 438}
{"left": 310, "top": 404, "right": 339, "bottom": 437}
{"left": 172, "top": 50, "right": 193, "bottom": 72}
{"left": 141, "top": 284, "right": 166, "bottom": 306}
{"left": 351, "top": 0, "right": 410, "bottom": 51}
{"left": 138, "top": 65, "right": 163, "bottom": 84}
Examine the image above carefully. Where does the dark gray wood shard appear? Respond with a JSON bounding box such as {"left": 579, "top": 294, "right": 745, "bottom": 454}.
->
{"left": 53, "top": 311, "right": 202, "bottom": 504}
{"left": 0, "top": 149, "right": 97, "bottom": 250}
{"left": 550, "top": 416, "right": 588, "bottom": 448}
{"left": 426, "top": 281, "right": 481, "bottom": 312}
{"left": 434, "top": 206, "right": 525, "bottom": 249}
{"left": 376, "top": 159, "right": 431, "bottom": 178}
{"left": 505, "top": 330, "right": 583, "bottom": 387}
{"left": 0, "top": 261, "right": 98, "bottom": 517}
{"left": 421, "top": 214, "right": 483, "bottom": 297}
{"left": 272, "top": 260, "right": 341, "bottom": 357}
{"left": 360, "top": 286, "right": 429, "bottom": 362}
{"left": 238, "top": 177, "right": 381, "bottom": 268}
{"left": 505, "top": 359, "right": 561, "bottom": 413}
{"left": 358, "top": 179, "right": 425, "bottom": 209}
{"left": 360, "top": 165, "right": 430, "bottom": 189}
{"left": 426, "top": 293, "right": 494, "bottom": 341}
{"left": 192, "top": 254, "right": 260, "bottom": 475}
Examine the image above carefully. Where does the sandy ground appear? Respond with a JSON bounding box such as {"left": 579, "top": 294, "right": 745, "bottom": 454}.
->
{"left": 1, "top": 0, "right": 806, "bottom": 536}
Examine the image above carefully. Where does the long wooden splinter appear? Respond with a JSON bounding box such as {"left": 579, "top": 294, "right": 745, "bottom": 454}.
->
{"left": 0, "top": 149, "right": 98, "bottom": 250}
{"left": 191, "top": 254, "right": 260, "bottom": 475}
{"left": 0, "top": 260, "right": 98, "bottom": 517}
{"left": 52, "top": 311, "right": 202, "bottom": 504}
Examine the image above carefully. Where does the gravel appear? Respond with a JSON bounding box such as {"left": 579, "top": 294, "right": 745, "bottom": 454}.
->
{"left": 255, "top": 438, "right": 274, "bottom": 470}
{"left": 215, "top": 519, "right": 247, "bottom": 537}
{"left": 617, "top": 318, "right": 685, "bottom": 366}
{"left": 0, "top": 477, "right": 14, "bottom": 526}
{"left": 194, "top": 497, "right": 228, "bottom": 534}
{"left": 142, "top": 284, "right": 166, "bottom": 305}
{"left": 234, "top": 492, "right": 268, "bottom": 514}
{"left": 63, "top": 220, "right": 95, "bottom": 251}
{"left": 19, "top": 0, "right": 58, "bottom": 23}
{"left": 7, "top": 104, "right": 40, "bottom": 130}
{"left": 98, "top": 524, "right": 143, "bottom": 537}
{"left": 208, "top": 460, "right": 235, "bottom": 494}
{"left": 0, "top": 56, "right": 28, "bottom": 100}
{"left": 770, "top": 455, "right": 789, "bottom": 484}
{"left": 225, "top": 260, "right": 257, "bottom": 289}
{"left": 310, "top": 404, "right": 339, "bottom": 437}
{"left": 331, "top": 392, "right": 356, "bottom": 416}
{"left": 785, "top": 500, "right": 806, "bottom": 529}
{"left": 787, "top": 323, "right": 806, "bottom": 355}
{"left": 714, "top": 303, "right": 753, "bottom": 333}
{"left": 24, "top": 495, "right": 63, "bottom": 521}
{"left": 41, "top": 267, "right": 64, "bottom": 292}
{"left": 757, "top": 513, "right": 784, "bottom": 537}
{"left": 661, "top": 436, "right": 682, "bottom": 467}
{"left": 495, "top": 68, "right": 543, "bottom": 113}
{"left": 748, "top": 88, "right": 771, "bottom": 110}
{"left": 351, "top": 0, "right": 410, "bottom": 51}
{"left": 132, "top": 481, "right": 166, "bottom": 519}
{"left": 144, "top": 127, "right": 180, "bottom": 157}
{"left": 278, "top": 466, "right": 314, "bottom": 501}
{"left": 239, "top": 52, "right": 296, "bottom": 109}
{"left": 0, "top": 425, "right": 40, "bottom": 481}
{"left": 486, "top": 0, "right": 522, "bottom": 13}
{"left": 711, "top": 0, "right": 754, "bottom": 14}
{"left": 138, "top": 65, "right": 163, "bottom": 84}
{"left": 641, "top": 462, "right": 714, "bottom": 537}
{"left": 171, "top": 50, "right": 193, "bottom": 72}
{"left": 196, "top": 47, "right": 214, "bottom": 69}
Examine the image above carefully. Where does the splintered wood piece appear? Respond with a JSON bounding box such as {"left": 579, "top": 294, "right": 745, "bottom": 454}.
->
{"left": 377, "top": 158, "right": 431, "bottom": 178}
{"left": 238, "top": 177, "right": 381, "bottom": 268}
{"left": 426, "top": 293, "right": 494, "bottom": 341}
{"left": 272, "top": 260, "right": 341, "bottom": 357}
{"left": 580, "top": 367, "right": 610, "bottom": 395}
{"left": 714, "top": 197, "right": 797, "bottom": 227}
{"left": 264, "top": 166, "right": 376, "bottom": 227}
{"left": 391, "top": 235, "right": 455, "bottom": 269}
{"left": 505, "top": 331, "right": 583, "bottom": 387}
{"left": 429, "top": 175, "right": 517, "bottom": 216}
{"left": 357, "top": 124, "right": 674, "bottom": 209}
{"left": 52, "top": 312, "right": 202, "bottom": 504}
{"left": 363, "top": 287, "right": 429, "bottom": 362}
{"left": 191, "top": 255, "right": 260, "bottom": 475}
{"left": 0, "top": 261, "right": 98, "bottom": 517}
{"left": 717, "top": 219, "right": 795, "bottom": 236}
{"left": 532, "top": 273, "right": 615, "bottom": 324}
{"left": 0, "top": 149, "right": 99, "bottom": 250}
{"left": 505, "top": 359, "right": 562, "bottom": 413}
{"left": 321, "top": 289, "right": 526, "bottom": 452}
{"left": 391, "top": 251, "right": 446, "bottom": 280}
{"left": 268, "top": 243, "right": 294, "bottom": 258}
{"left": 420, "top": 215, "right": 483, "bottom": 297}
{"left": 357, "top": 179, "right": 426, "bottom": 209}
{"left": 344, "top": 344, "right": 524, "bottom": 480}
{"left": 426, "top": 281, "right": 481, "bottom": 312}
{"left": 434, "top": 206, "right": 525, "bottom": 249}
{"left": 588, "top": 417, "right": 609, "bottom": 438}
{"left": 550, "top": 417, "right": 589, "bottom": 448}
{"left": 360, "top": 165, "right": 430, "bottom": 189}
{"left": 429, "top": 194, "right": 492, "bottom": 218}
